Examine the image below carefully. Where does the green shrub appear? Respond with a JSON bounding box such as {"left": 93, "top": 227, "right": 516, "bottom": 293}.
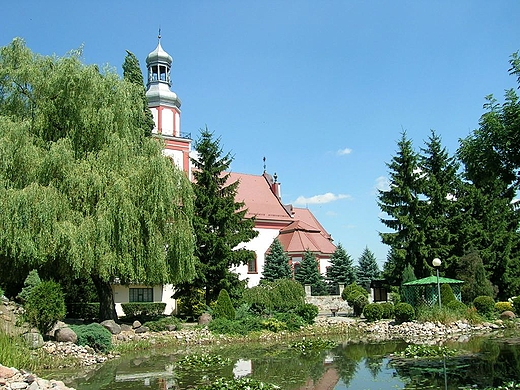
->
{"left": 446, "top": 300, "right": 467, "bottom": 314}
{"left": 176, "top": 289, "right": 207, "bottom": 319}
{"left": 379, "top": 302, "right": 395, "bottom": 319}
{"left": 274, "top": 312, "right": 306, "bottom": 331}
{"left": 24, "top": 280, "right": 66, "bottom": 335}
{"left": 394, "top": 302, "right": 415, "bottom": 323}
{"left": 341, "top": 283, "right": 369, "bottom": 316}
{"left": 473, "top": 296, "right": 495, "bottom": 317}
{"left": 208, "top": 318, "right": 246, "bottom": 335}
{"left": 143, "top": 316, "right": 182, "bottom": 332}
{"left": 213, "top": 289, "right": 236, "bottom": 320}
{"left": 242, "top": 279, "right": 305, "bottom": 315}
{"left": 17, "top": 270, "right": 41, "bottom": 303}
{"left": 67, "top": 303, "right": 100, "bottom": 320}
{"left": 495, "top": 301, "right": 513, "bottom": 313}
{"left": 237, "top": 315, "right": 262, "bottom": 333}
{"left": 70, "top": 323, "right": 112, "bottom": 352}
{"left": 260, "top": 317, "right": 287, "bottom": 332}
{"left": 363, "top": 303, "right": 383, "bottom": 322}
{"left": 295, "top": 303, "right": 319, "bottom": 324}
{"left": 440, "top": 284, "right": 456, "bottom": 306}
{"left": 512, "top": 297, "right": 520, "bottom": 314}
{"left": 121, "top": 302, "right": 166, "bottom": 318}
{"left": 0, "top": 285, "right": 4, "bottom": 297}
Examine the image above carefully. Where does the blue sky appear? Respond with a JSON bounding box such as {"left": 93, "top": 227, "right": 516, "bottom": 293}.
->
{"left": 3, "top": 1, "right": 520, "bottom": 267}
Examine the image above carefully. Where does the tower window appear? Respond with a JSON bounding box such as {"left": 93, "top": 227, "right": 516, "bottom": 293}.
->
{"left": 248, "top": 255, "right": 258, "bottom": 274}
{"left": 151, "top": 65, "right": 158, "bottom": 81}
{"left": 160, "top": 65, "right": 167, "bottom": 81}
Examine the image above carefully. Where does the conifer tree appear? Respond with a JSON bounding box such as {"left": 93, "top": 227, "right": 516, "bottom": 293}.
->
{"left": 325, "top": 243, "right": 356, "bottom": 294}
{"left": 294, "top": 250, "right": 328, "bottom": 296}
{"left": 122, "top": 50, "right": 155, "bottom": 137}
{"left": 379, "top": 132, "right": 427, "bottom": 282}
{"left": 356, "top": 247, "right": 380, "bottom": 291}
{"left": 261, "top": 238, "right": 292, "bottom": 283}
{"left": 174, "top": 128, "right": 258, "bottom": 305}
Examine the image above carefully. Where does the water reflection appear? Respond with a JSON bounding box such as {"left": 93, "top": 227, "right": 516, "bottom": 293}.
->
{"left": 53, "top": 333, "right": 520, "bottom": 390}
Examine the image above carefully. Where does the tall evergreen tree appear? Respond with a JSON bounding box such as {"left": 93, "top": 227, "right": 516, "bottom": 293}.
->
{"left": 356, "top": 247, "right": 380, "bottom": 291}
{"left": 457, "top": 61, "right": 520, "bottom": 298}
{"left": 174, "top": 128, "right": 258, "bottom": 305}
{"left": 379, "top": 132, "right": 427, "bottom": 282}
{"left": 419, "top": 130, "right": 461, "bottom": 271}
{"left": 0, "top": 39, "right": 196, "bottom": 320}
{"left": 261, "top": 238, "right": 292, "bottom": 283}
{"left": 325, "top": 243, "right": 356, "bottom": 294}
{"left": 122, "top": 50, "right": 155, "bottom": 137}
{"left": 294, "top": 250, "right": 328, "bottom": 296}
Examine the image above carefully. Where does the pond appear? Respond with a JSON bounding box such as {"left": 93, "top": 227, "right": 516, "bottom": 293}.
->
{"left": 49, "top": 332, "right": 520, "bottom": 390}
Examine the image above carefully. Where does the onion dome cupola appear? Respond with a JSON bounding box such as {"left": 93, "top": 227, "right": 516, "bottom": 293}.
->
{"left": 145, "top": 35, "right": 181, "bottom": 109}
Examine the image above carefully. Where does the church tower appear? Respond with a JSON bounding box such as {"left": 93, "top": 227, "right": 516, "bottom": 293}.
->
{"left": 146, "top": 34, "right": 191, "bottom": 178}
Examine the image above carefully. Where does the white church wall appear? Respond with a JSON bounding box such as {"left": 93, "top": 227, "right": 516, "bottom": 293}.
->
{"left": 162, "top": 109, "right": 174, "bottom": 136}
{"left": 232, "top": 227, "right": 280, "bottom": 288}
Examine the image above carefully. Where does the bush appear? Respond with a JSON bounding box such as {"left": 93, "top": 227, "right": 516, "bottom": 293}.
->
{"left": 379, "top": 302, "right": 395, "bottom": 319}
{"left": 70, "top": 323, "right": 112, "bottom": 352}
{"left": 473, "top": 296, "right": 495, "bottom": 317}
{"left": 67, "top": 303, "right": 100, "bottom": 320}
{"left": 143, "top": 316, "right": 182, "bottom": 332}
{"left": 260, "top": 317, "right": 287, "bottom": 332}
{"left": 295, "top": 303, "right": 319, "bottom": 324}
{"left": 242, "top": 279, "right": 305, "bottom": 315}
{"left": 341, "top": 283, "right": 369, "bottom": 316}
{"left": 208, "top": 318, "right": 246, "bottom": 335}
{"left": 394, "top": 302, "right": 415, "bottom": 323}
{"left": 121, "top": 302, "right": 166, "bottom": 318}
{"left": 440, "top": 284, "right": 456, "bottom": 306}
{"left": 213, "top": 289, "right": 236, "bottom": 320}
{"left": 17, "top": 270, "right": 41, "bottom": 304}
{"left": 363, "top": 303, "right": 383, "bottom": 322}
{"left": 511, "top": 297, "right": 520, "bottom": 314}
{"left": 495, "top": 301, "right": 513, "bottom": 313}
{"left": 24, "top": 280, "right": 66, "bottom": 335}
{"left": 446, "top": 300, "right": 467, "bottom": 314}
{"left": 176, "top": 289, "right": 207, "bottom": 319}
{"left": 274, "top": 312, "right": 306, "bottom": 331}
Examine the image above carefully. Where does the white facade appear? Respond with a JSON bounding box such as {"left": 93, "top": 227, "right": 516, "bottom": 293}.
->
{"left": 232, "top": 228, "right": 281, "bottom": 287}
{"left": 112, "top": 284, "right": 176, "bottom": 317}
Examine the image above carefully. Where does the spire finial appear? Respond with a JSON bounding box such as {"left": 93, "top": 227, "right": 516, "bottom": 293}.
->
{"left": 158, "top": 27, "right": 162, "bottom": 42}
{"left": 263, "top": 157, "right": 266, "bottom": 173}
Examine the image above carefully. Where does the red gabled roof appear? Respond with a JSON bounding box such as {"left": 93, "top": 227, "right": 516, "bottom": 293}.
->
{"left": 228, "top": 172, "right": 293, "bottom": 224}
{"left": 278, "top": 208, "right": 336, "bottom": 256}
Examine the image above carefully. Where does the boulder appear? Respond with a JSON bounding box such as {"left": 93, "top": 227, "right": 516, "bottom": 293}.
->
{"left": 198, "top": 313, "right": 212, "bottom": 325}
{"left": 55, "top": 327, "right": 78, "bottom": 343}
{"left": 500, "top": 310, "right": 516, "bottom": 320}
{"left": 101, "top": 320, "right": 121, "bottom": 335}
{"left": 132, "top": 320, "right": 142, "bottom": 329}
{"left": 22, "top": 332, "right": 44, "bottom": 349}
{"left": 134, "top": 326, "right": 149, "bottom": 334}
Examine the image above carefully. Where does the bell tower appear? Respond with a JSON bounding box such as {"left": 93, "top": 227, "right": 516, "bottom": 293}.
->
{"left": 146, "top": 33, "right": 191, "bottom": 178}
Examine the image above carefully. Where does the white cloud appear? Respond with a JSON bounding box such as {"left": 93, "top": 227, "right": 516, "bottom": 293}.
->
{"left": 337, "top": 147, "right": 352, "bottom": 156}
{"left": 374, "top": 176, "right": 390, "bottom": 192}
{"left": 293, "top": 192, "right": 351, "bottom": 205}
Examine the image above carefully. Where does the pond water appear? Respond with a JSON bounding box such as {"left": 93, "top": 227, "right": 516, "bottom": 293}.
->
{"left": 49, "top": 332, "right": 520, "bottom": 390}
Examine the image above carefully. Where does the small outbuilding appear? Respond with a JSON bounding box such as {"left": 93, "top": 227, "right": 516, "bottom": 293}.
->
{"left": 401, "top": 276, "right": 464, "bottom": 307}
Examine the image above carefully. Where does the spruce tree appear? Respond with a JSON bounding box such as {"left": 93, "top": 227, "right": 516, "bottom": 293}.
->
{"left": 261, "top": 238, "right": 292, "bottom": 283}
{"left": 325, "top": 243, "right": 356, "bottom": 294}
{"left": 356, "top": 247, "right": 380, "bottom": 291}
{"left": 379, "top": 132, "right": 427, "bottom": 282}
{"left": 122, "top": 50, "right": 155, "bottom": 137}
{"left": 294, "top": 250, "right": 328, "bottom": 296}
{"left": 174, "top": 128, "right": 258, "bottom": 305}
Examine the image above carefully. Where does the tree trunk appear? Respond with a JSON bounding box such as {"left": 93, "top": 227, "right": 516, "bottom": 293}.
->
{"left": 91, "top": 274, "right": 118, "bottom": 321}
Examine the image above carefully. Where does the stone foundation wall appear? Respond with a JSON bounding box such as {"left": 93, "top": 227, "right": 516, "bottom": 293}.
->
{"left": 304, "top": 295, "right": 351, "bottom": 315}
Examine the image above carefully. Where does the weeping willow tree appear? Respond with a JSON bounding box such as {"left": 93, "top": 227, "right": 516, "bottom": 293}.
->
{"left": 0, "top": 38, "right": 196, "bottom": 320}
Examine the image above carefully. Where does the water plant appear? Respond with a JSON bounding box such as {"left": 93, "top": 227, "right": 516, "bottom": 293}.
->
{"left": 290, "top": 337, "right": 336, "bottom": 354}
{"left": 197, "top": 377, "right": 280, "bottom": 389}
{"left": 176, "top": 353, "right": 231, "bottom": 370}
{"left": 396, "top": 344, "right": 457, "bottom": 358}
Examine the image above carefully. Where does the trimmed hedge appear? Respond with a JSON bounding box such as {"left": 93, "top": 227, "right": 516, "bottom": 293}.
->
{"left": 295, "top": 303, "right": 319, "bottom": 324}
{"left": 394, "top": 302, "right": 415, "bottom": 323}
{"left": 473, "top": 296, "right": 495, "bottom": 317}
{"left": 379, "top": 302, "right": 395, "bottom": 319}
{"left": 121, "top": 302, "right": 166, "bottom": 318}
{"left": 213, "top": 289, "right": 236, "bottom": 320}
{"left": 446, "top": 300, "right": 467, "bottom": 313}
{"left": 495, "top": 301, "right": 513, "bottom": 313}
{"left": 363, "top": 303, "right": 383, "bottom": 322}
